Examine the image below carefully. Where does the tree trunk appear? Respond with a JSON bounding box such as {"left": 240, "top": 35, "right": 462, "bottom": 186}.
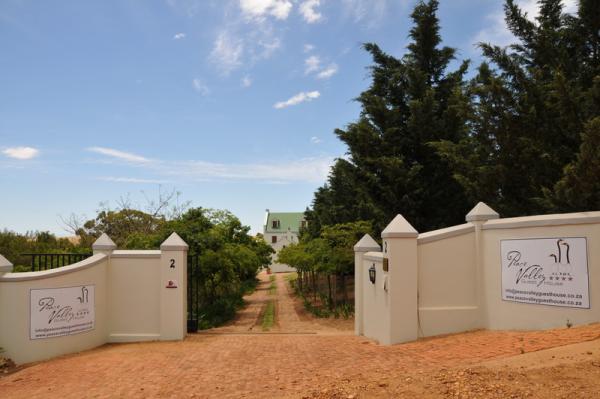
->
{"left": 341, "top": 273, "right": 347, "bottom": 304}
{"left": 312, "top": 270, "right": 317, "bottom": 301}
{"left": 327, "top": 274, "right": 333, "bottom": 310}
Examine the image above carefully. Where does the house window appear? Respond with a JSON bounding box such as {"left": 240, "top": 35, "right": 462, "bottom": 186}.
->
{"left": 272, "top": 219, "right": 280, "bottom": 229}
{"left": 271, "top": 235, "right": 277, "bottom": 243}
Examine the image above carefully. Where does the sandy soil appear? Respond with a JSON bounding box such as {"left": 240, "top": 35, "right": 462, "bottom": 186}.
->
{"left": 1, "top": 271, "right": 599, "bottom": 399}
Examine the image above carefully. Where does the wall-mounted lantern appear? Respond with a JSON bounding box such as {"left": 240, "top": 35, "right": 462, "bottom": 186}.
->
{"left": 369, "top": 264, "right": 376, "bottom": 284}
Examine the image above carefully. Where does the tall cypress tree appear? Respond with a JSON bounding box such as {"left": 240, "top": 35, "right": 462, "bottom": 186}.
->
{"left": 436, "top": 0, "right": 600, "bottom": 216}
{"left": 308, "top": 0, "right": 470, "bottom": 234}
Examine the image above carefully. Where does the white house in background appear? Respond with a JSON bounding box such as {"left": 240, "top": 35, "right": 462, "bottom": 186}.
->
{"left": 263, "top": 209, "right": 306, "bottom": 273}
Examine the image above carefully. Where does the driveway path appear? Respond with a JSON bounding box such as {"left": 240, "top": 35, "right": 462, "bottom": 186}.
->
{"left": 1, "top": 272, "right": 599, "bottom": 398}
{"left": 203, "top": 272, "right": 352, "bottom": 335}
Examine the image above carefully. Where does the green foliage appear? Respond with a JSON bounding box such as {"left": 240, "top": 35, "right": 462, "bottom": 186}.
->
{"left": 280, "top": 221, "right": 370, "bottom": 317}
{"left": 307, "top": 0, "right": 470, "bottom": 235}
{"left": 1, "top": 203, "right": 272, "bottom": 330}
{"left": 308, "top": 0, "right": 600, "bottom": 242}
{"left": 436, "top": 0, "right": 600, "bottom": 217}
{"left": 82, "top": 209, "right": 164, "bottom": 248}
{"left": 545, "top": 117, "right": 600, "bottom": 210}
{"left": 0, "top": 230, "right": 88, "bottom": 270}
{"left": 261, "top": 300, "right": 275, "bottom": 331}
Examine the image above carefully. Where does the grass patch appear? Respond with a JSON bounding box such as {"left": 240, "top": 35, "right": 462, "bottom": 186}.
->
{"left": 268, "top": 275, "right": 277, "bottom": 295}
{"left": 261, "top": 300, "right": 275, "bottom": 331}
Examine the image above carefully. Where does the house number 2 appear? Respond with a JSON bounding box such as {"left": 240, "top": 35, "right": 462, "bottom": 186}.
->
{"left": 170, "top": 259, "right": 175, "bottom": 269}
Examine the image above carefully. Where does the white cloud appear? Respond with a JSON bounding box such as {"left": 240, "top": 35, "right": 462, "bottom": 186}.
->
{"left": 2, "top": 146, "right": 39, "bottom": 160}
{"left": 95, "top": 151, "right": 333, "bottom": 184}
{"left": 165, "top": 0, "right": 202, "bottom": 17}
{"left": 210, "top": 31, "right": 244, "bottom": 75}
{"left": 341, "top": 0, "right": 388, "bottom": 26}
{"left": 300, "top": 0, "right": 322, "bottom": 23}
{"left": 305, "top": 55, "right": 338, "bottom": 79}
{"left": 173, "top": 32, "right": 186, "bottom": 40}
{"left": 317, "top": 63, "right": 338, "bottom": 79}
{"left": 274, "top": 90, "right": 320, "bottom": 109}
{"left": 310, "top": 136, "right": 322, "bottom": 144}
{"left": 192, "top": 78, "right": 210, "bottom": 95}
{"left": 241, "top": 75, "right": 253, "bottom": 87}
{"left": 173, "top": 156, "right": 332, "bottom": 183}
{"left": 239, "top": 0, "right": 293, "bottom": 21}
{"left": 304, "top": 55, "right": 321, "bottom": 74}
{"left": 257, "top": 37, "right": 281, "bottom": 59}
{"left": 87, "top": 147, "right": 150, "bottom": 163}
{"left": 473, "top": 0, "right": 578, "bottom": 48}
{"left": 303, "top": 43, "right": 315, "bottom": 53}
{"left": 99, "top": 177, "right": 168, "bottom": 184}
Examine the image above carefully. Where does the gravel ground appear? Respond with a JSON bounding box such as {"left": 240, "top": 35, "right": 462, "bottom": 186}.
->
{"left": 1, "top": 272, "right": 599, "bottom": 399}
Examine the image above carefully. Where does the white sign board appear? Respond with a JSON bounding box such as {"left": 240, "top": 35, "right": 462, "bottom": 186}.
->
{"left": 30, "top": 285, "right": 95, "bottom": 339}
{"left": 501, "top": 238, "right": 589, "bottom": 308}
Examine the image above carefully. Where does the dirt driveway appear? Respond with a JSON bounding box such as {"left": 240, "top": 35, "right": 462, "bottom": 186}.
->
{"left": 1, "top": 272, "right": 600, "bottom": 398}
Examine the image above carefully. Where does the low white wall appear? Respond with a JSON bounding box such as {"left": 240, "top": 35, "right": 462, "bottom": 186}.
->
{"left": 361, "top": 253, "right": 389, "bottom": 344}
{"left": 108, "top": 251, "right": 161, "bottom": 342}
{"left": 0, "top": 255, "right": 109, "bottom": 364}
{"left": 0, "top": 233, "right": 188, "bottom": 364}
{"left": 355, "top": 207, "right": 600, "bottom": 345}
{"left": 417, "top": 225, "right": 479, "bottom": 336}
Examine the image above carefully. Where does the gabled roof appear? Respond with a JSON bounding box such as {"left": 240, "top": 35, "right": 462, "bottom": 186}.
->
{"left": 265, "top": 212, "right": 305, "bottom": 233}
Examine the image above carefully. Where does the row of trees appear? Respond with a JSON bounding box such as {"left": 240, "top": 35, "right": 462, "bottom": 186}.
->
{"left": 1, "top": 198, "right": 273, "bottom": 329}
{"left": 287, "top": 0, "right": 599, "bottom": 316}
{"left": 306, "top": 0, "right": 600, "bottom": 236}
{"left": 0, "top": 230, "right": 88, "bottom": 271}
{"left": 277, "top": 221, "right": 370, "bottom": 316}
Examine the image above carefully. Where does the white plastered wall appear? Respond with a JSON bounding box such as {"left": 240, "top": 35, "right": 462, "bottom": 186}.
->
{"left": 417, "top": 226, "right": 480, "bottom": 336}
{"left": 0, "top": 233, "right": 188, "bottom": 365}
{"left": 108, "top": 251, "right": 161, "bottom": 342}
{"left": 0, "top": 255, "right": 109, "bottom": 364}
{"left": 355, "top": 209, "right": 600, "bottom": 345}
{"left": 481, "top": 215, "right": 600, "bottom": 330}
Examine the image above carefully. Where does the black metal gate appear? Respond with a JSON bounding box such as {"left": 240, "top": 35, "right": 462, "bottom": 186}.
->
{"left": 187, "top": 254, "right": 201, "bottom": 333}
{"left": 21, "top": 253, "right": 93, "bottom": 271}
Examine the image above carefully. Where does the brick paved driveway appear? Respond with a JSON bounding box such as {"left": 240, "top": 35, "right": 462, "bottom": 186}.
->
{"left": 1, "top": 273, "right": 599, "bottom": 398}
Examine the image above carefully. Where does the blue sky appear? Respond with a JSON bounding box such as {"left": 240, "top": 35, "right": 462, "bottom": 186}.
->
{"left": 0, "top": 0, "right": 577, "bottom": 236}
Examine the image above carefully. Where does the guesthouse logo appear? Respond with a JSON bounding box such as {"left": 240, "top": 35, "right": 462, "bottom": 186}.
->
{"left": 506, "top": 238, "right": 575, "bottom": 287}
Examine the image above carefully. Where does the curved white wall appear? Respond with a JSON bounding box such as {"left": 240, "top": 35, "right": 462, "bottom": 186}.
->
{"left": 0, "top": 234, "right": 188, "bottom": 365}
{"left": 0, "top": 255, "right": 109, "bottom": 364}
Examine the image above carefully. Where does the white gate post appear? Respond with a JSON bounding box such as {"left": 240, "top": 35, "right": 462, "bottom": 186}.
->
{"left": 92, "top": 233, "right": 117, "bottom": 256}
{"left": 354, "top": 234, "right": 381, "bottom": 336}
{"left": 0, "top": 254, "right": 13, "bottom": 274}
{"left": 160, "top": 233, "right": 189, "bottom": 340}
{"left": 465, "top": 202, "right": 499, "bottom": 329}
{"left": 381, "top": 214, "right": 419, "bottom": 345}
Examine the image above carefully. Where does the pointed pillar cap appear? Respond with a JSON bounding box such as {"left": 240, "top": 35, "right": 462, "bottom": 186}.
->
{"left": 466, "top": 202, "right": 499, "bottom": 222}
{"left": 0, "top": 254, "right": 13, "bottom": 273}
{"left": 354, "top": 234, "right": 381, "bottom": 253}
{"left": 92, "top": 233, "right": 117, "bottom": 250}
{"left": 381, "top": 214, "right": 418, "bottom": 238}
{"left": 160, "top": 232, "right": 189, "bottom": 251}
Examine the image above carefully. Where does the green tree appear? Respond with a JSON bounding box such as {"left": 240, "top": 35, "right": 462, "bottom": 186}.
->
{"left": 309, "top": 0, "right": 470, "bottom": 235}
{"left": 436, "top": 0, "right": 600, "bottom": 216}
{"left": 545, "top": 117, "right": 600, "bottom": 210}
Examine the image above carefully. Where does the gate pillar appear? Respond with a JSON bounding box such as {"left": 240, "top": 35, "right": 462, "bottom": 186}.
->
{"left": 160, "top": 233, "right": 189, "bottom": 340}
